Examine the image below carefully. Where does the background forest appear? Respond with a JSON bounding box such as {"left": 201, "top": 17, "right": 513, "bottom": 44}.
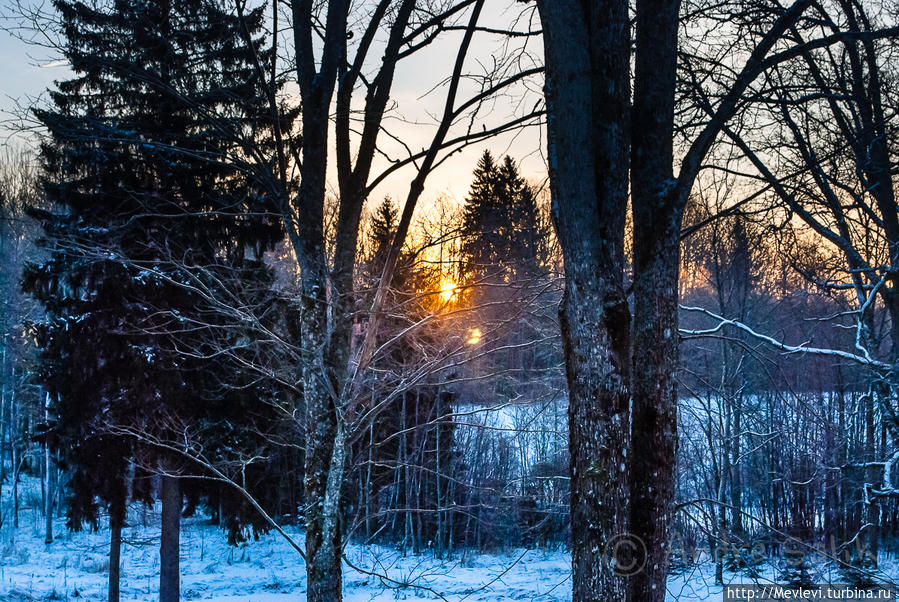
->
{"left": 2, "top": 0, "right": 899, "bottom": 600}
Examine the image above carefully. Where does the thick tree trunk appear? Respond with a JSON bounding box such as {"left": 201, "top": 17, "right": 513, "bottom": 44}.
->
{"left": 159, "top": 474, "right": 180, "bottom": 602}
{"left": 291, "top": 3, "right": 350, "bottom": 596}
{"left": 298, "top": 240, "right": 348, "bottom": 602}
{"left": 629, "top": 0, "right": 680, "bottom": 598}
{"left": 538, "top": 0, "right": 631, "bottom": 599}
{"left": 300, "top": 268, "right": 347, "bottom": 602}
{"left": 109, "top": 507, "right": 123, "bottom": 602}
{"left": 629, "top": 243, "right": 680, "bottom": 602}
{"left": 303, "top": 410, "right": 345, "bottom": 602}
{"left": 561, "top": 281, "right": 632, "bottom": 599}
{"left": 301, "top": 306, "right": 346, "bottom": 602}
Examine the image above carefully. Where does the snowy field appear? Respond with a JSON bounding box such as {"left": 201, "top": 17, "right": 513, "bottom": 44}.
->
{"left": 1, "top": 508, "right": 570, "bottom": 601}
{"left": 0, "top": 504, "right": 735, "bottom": 601}
{"left": 3, "top": 475, "right": 897, "bottom": 601}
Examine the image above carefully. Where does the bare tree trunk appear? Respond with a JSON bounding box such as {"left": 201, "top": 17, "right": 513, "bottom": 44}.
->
{"left": 838, "top": 386, "right": 847, "bottom": 542}
{"left": 435, "top": 392, "right": 444, "bottom": 559}
{"left": 304, "top": 418, "right": 346, "bottom": 602}
{"left": 730, "top": 394, "right": 743, "bottom": 537}
{"left": 286, "top": 1, "right": 492, "bottom": 595}
{"left": 403, "top": 391, "right": 411, "bottom": 556}
{"left": 159, "top": 474, "right": 180, "bottom": 602}
{"left": 366, "top": 420, "right": 373, "bottom": 539}
{"left": 864, "top": 390, "right": 878, "bottom": 567}
{"left": 302, "top": 363, "right": 345, "bottom": 602}
{"left": 824, "top": 392, "right": 838, "bottom": 548}
{"left": 11, "top": 375, "right": 18, "bottom": 530}
{"left": 290, "top": 3, "right": 349, "bottom": 598}
{"left": 716, "top": 477, "right": 726, "bottom": 585}
{"left": 537, "top": 1, "right": 632, "bottom": 599}
{"left": 44, "top": 393, "right": 55, "bottom": 544}
{"left": 0, "top": 346, "right": 6, "bottom": 485}
{"left": 447, "top": 469, "right": 455, "bottom": 556}
{"left": 302, "top": 283, "right": 347, "bottom": 602}
{"left": 39, "top": 429, "right": 46, "bottom": 516}
{"left": 44, "top": 450, "right": 55, "bottom": 544}
{"left": 109, "top": 507, "right": 123, "bottom": 602}
{"left": 628, "top": 0, "right": 681, "bottom": 599}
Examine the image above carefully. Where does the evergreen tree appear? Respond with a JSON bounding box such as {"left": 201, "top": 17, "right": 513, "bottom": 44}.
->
{"left": 460, "top": 151, "right": 545, "bottom": 289}
{"left": 495, "top": 155, "right": 543, "bottom": 281}
{"left": 23, "top": 0, "right": 290, "bottom": 599}
{"left": 369, "top": 196, "right": 399, "bottom": 266}
{"left": 458, "top": 151, "right": 552, "bottom": 403}
{"left": 460, "top": 150, "right": 501, "bottom": 284}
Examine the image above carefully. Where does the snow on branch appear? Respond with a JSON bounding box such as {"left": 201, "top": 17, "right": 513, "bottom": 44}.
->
{"left": 679, "top": 305, "right": 891, "bottom": 370}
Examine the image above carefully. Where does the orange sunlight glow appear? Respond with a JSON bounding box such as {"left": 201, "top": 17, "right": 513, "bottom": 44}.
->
{"left": 438, "top": 277, "right": 459, "bottom": 302}
{"left": 466, "top": 328, "right": 482, "bottom": 345}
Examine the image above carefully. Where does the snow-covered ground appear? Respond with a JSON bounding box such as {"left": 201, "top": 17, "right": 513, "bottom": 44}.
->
{"left": 0, "top": 502, "right": 734, "bottom": 601}
{"left": 6, "top": 476, "right": 878, "bottom": 602}
{"left": 1, "top": 507, "right": 570, "bottom": 601}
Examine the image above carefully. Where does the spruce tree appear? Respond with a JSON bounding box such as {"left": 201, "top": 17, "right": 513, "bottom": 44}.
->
{"left": 460, "top": 150, "right": 499, "bottom": 283}
{"left": 24, "top": 0, "right": 290, "bottom": 599}
{"left": 365, "top": 195, "right": 399, "bottom": 279}
{"left": 458, "top": 151, "right": 550, "bottom": 402}
{"left": 371, "top": 197, "right": 399, "bottom": 258}
{"left": 496, "top": 155, "right": 543, "bottom": 281}
{"left": 460, "top": 150, "right": 545, "bottom": 289}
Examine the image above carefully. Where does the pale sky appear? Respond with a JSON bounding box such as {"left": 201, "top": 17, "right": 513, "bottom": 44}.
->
{"left": 0, "top": 0, "right": 547, "bottom": 211}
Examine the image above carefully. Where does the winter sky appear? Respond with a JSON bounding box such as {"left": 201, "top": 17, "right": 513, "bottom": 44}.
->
{"left": 0, "top": 0, "right": 546, "bottom": 208}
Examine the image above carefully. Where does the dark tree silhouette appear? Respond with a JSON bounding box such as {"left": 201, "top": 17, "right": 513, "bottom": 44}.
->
{"left": 23, "top": 0, "right": 288, "bottom": 599}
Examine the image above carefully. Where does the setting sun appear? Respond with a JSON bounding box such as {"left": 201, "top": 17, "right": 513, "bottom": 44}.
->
{"left": 466, "top": 328, "right": 481, "bottom": 345}
{"left": 438, "top": 277, "right": 459, "bottom": 302}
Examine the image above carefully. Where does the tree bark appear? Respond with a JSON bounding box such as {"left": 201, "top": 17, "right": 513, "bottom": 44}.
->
{"left": 109, "top": 507, "right": 123, "bottom": 602}
{"left": 0, "top": 347, "right": 6, "bottom": 485}
{"left": 824, "top": 392, "right": 838, "bottom": 549}
{"left": 289, "top": 2, "right": 350, "bottom": 598}
{"left": 159, "top": 474, "right": 180, "bottom": 602}
{"left": 628, "top": 0, "right": 681, "bottom": 599}
{"left": 44, "top": 392, "right": 55, "bottom": 545}
{"left": 44, "top": 448, "right": 55, "bottom": 544}
{"left": 303, "top": 417, "right": 345, "bottom": 602}
{"left": 863, "top": 390, "right": 878, "bottom": 567}
{"left": 629, "top": 240, "right": 680, "bottom": 602}
{"left": 537, "top": 1, "right": 632, "bottom": 599}
{"left": 10, "top": 376, "right": 18, "bottom": 530}
{"left": 287, "top": 2, "right": 490, "bottom": 596}
{"left": 730, "top": 394, "right": 743, "bottom": 537}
